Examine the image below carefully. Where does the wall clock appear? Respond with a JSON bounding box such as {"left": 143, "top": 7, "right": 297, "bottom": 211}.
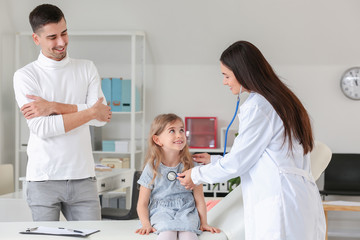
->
{"left": 340, "top": 67, "right": 360, "bottom": 100}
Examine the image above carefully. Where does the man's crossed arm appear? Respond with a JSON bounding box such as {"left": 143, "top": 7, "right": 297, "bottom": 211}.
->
{"left": 21, "top": 94, "right": 112, "bottom": 133}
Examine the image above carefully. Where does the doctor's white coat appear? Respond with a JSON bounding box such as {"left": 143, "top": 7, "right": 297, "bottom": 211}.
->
{"left": 191, "top": 92, "right": 326, "bottom": 240}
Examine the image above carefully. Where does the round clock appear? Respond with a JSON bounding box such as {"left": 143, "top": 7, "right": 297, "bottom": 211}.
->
{"left": 340, "top": 67, "right": 360, "bottom": 100}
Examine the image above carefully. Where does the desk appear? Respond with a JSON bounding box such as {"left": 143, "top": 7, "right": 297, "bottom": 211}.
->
{"left": 323, "top": 201, "right": 360, "bottom": 240}
{"left": 0, "top": 221, "right": 227, "bottom": 240}
{"left": 0, "top": 169, "right": 134, "bottom": 221}
{"left": 18, "top": 169, "right": 133, "bottom": 196}
{"left": 96, "top": 169, "right": 133, "bottom": 209}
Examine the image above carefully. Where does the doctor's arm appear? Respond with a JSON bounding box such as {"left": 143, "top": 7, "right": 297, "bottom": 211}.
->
{"left": 135, "top": 186, "right": 156, "bottom": 235}
{"left": 193, "top": 185, "right": 221, "bottom": 233}
{"left": 186, "top": 106, "right": 273, "bottom": 186}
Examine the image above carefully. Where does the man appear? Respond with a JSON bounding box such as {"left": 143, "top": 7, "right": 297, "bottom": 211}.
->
{"left": 13, "top": 4, "right": 112, "bottom": 221}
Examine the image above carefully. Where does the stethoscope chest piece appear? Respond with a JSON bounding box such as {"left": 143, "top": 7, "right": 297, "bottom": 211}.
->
{"left": 167, "top": 171, "right": 177, "bottom": 181}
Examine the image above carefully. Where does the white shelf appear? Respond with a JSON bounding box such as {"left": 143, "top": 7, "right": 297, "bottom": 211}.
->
{"left": 328, "top": 229, "right": 360, "bottom": 238}
{"left": 16, "top": 30, "right": 145, "bottom": 37}
{"left": 112, "top": 111, "right": 143, "bottom": 115}
{"left": 92, "top": 150, "right": 142, "bottom": 155}
{"left": 189, "top": 148, "right": 230, "bottom": 153}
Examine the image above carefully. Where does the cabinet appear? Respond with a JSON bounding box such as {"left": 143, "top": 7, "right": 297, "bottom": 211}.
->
{"left": 14, "top": 31, "right": 146, "bottom": 191}
{"left": 185, "top": 117, "right": 217, "bottom": 149}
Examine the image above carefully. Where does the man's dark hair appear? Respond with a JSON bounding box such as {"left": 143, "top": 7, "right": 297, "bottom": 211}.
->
{"left": 29, "top": 4, "right": 65, "bottom": 33}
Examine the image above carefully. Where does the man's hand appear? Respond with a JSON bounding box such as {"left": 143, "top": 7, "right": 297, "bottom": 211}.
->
{"left": 21, "top": 95, "right": 56, "bottom": 119}
{"left": 91, "top": 97, "right": 112, "bottom": 122}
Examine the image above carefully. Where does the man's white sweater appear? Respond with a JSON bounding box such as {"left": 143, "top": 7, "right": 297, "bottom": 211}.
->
{"left": 14, "top": 52, "right": 106, "bottom": 181}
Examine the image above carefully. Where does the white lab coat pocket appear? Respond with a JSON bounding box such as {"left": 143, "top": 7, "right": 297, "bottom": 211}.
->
{"left": 254, "top": 196, "right": 283, "bottom": 240}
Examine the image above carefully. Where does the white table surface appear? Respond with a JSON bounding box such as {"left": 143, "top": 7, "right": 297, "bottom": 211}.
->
{"left": 0, "top": 220, "right": 227, "bottom": 240}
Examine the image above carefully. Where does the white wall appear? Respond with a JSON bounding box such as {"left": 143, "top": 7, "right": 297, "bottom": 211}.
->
{"left": 5, "top": 0, "right": 360, "bottom": 154}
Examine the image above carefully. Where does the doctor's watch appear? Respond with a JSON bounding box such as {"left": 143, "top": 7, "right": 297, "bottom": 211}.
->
{"left": 340, "top": 67, "right": 360, "bottom": 100}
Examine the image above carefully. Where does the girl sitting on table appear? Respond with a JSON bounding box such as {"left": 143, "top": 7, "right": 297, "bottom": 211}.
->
{"left": 135, "top": 113, "right": 220, "bottom": 240}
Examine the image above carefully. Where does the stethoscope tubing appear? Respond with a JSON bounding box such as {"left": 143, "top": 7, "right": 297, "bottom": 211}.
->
{"left": 223, "top": 94, "right": 240, "bottom": 156}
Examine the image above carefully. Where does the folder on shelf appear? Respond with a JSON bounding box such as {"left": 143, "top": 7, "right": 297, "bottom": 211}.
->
{"left": 111, "top": 78, "right": 122, "bottom": 112}
{"left": 101, "top": 78, "right": 111, "bottom": 107}
{"left": 121, "top": 79, "right": 131, "bottom": 112}
{"left": 102, "top": 140, "right": 115, "bottom": 152}
{"left": 20, "top": 226, "right": 100, "bottom": 237}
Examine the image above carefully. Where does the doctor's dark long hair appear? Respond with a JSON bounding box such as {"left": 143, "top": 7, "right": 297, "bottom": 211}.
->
{"left": 220, "top": 41, "right": 313, "bottom": 154}
{"left": 145, "top": 113, "right": 193, "bottom": 185}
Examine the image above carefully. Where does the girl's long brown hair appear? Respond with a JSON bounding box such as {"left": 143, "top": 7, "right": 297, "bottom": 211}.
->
{"left": 145, "top": 113, "right": 193, "bottom": 184}
{"left": 220, "top": 41, "right": 313, "bottom": 154}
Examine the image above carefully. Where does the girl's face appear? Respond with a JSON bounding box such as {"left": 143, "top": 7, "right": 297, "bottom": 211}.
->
{"left": 153, "top": 119, "right": 186, "bottom": 153}
{"left": 220, "top": 62, "right": 242, "bottom": 95}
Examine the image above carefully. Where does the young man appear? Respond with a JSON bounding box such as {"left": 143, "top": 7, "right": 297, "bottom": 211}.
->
{"left": 13, "top": 4, "right": 112, "bottom": 221}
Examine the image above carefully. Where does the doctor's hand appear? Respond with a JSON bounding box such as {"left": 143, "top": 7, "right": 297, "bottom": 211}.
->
{"left": 192, "top": 153, "right": 211, "bottom": 165}
{"left": 178, "top": 169, "right": 196, "bottom": 190}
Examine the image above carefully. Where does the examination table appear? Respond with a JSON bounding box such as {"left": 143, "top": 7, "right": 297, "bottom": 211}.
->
{"left": 0, "top": 185, "right": 245, "bottom": 239}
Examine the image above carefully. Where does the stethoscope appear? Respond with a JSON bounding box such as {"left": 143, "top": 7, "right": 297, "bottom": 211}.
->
{"left": 223, "top": 92, "right": 240, "bottom": 156}
{"left": 167, "top": 171, "right": 177, "bottom": 181}
{"left": 167, "top": 88, "right": 242, "bottom": 181}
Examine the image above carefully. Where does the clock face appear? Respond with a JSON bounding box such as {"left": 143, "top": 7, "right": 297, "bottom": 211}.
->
{"left": 340, "top": 67, "right": 360, "bottom": 100}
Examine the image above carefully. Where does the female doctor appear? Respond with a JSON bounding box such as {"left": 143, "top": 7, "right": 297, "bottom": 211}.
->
{"left": 178, "top": 41, "right": 326, "bottom": 240}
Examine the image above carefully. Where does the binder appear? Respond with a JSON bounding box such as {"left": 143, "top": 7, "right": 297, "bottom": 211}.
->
{"left": 111, "top": 78, "right": 122, "bottom": 112}
{"left": 101, "top": 78, "right": 112, "bottom": 107}
{"left": 20, "top": 226, "right": 100, "bottom": 237}
{"left": 121, "top": 79, "right": 131, "bottom": 112}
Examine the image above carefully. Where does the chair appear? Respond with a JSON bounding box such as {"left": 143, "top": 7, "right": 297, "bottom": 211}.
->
{"left": 0, "top": 164, "right": 14, "bottom": 195}
{"left": 320, "top": 153, "right": 360, "bottom": 197}
{"left": 101, "top": 171, "right": 141, "bottom": 220}
{"left": 310, "top": 141, "right": 332, "bottom": 181}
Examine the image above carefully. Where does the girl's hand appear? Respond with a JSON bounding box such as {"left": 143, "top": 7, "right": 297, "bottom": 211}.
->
{"left": 192, "top": 153, "right": 211, "bottom": 165}
{"left": 200, "top": 224, "right": 221, "bottom": 233}
{"left": 177, "top": 169, "right": 196, "bottom": 190}
{"left": 135, "top": 225, "right": 156, "bottom": 235}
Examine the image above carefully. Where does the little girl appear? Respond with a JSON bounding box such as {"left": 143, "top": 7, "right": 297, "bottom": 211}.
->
{"left": 135, "top": 113, "right": 220, "bottom": 240}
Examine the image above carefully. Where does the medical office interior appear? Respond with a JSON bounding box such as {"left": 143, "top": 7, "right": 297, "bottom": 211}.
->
{"left": 0, "top": 0, "right": 360, "bottom": 239}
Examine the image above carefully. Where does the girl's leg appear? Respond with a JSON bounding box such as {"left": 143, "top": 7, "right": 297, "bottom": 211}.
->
{"left": 157, "top": 231, "right": 177, "bottom": 240}
{"left": 178, "top": 231, "right": 199, "bottom": 240}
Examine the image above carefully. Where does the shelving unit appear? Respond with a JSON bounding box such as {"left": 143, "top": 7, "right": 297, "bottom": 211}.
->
{"left": 188, "top": 148, "right": 231, "bottom": 197}
{"left": 14, "top": 31, "right": 146, "bottom": 191}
